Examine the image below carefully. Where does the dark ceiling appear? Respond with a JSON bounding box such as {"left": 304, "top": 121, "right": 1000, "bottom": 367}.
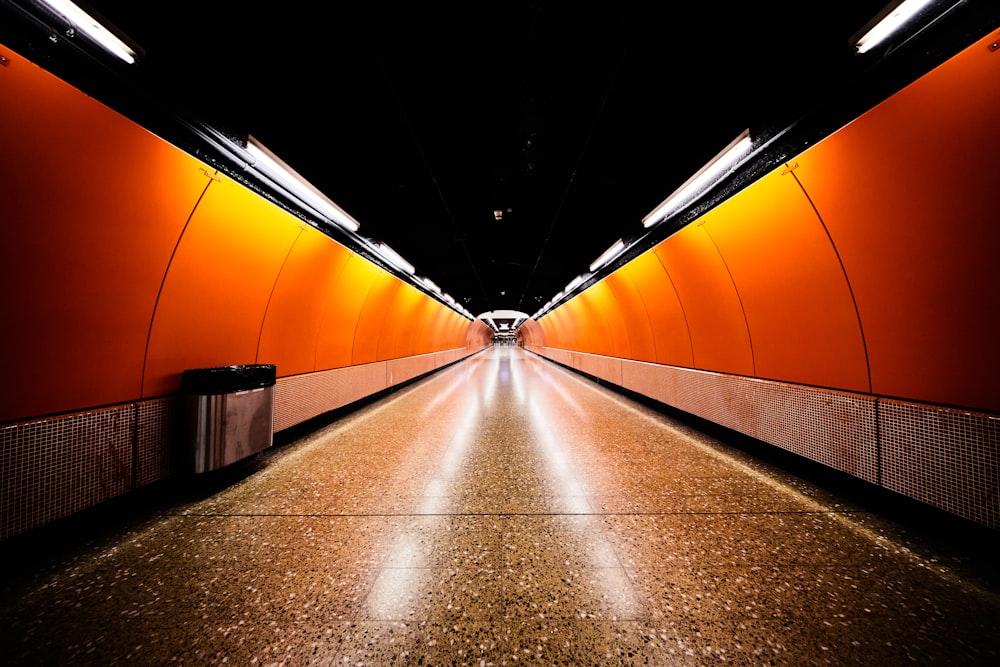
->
{"left": 4, "top": 0, "right": 995, "bottom": 318}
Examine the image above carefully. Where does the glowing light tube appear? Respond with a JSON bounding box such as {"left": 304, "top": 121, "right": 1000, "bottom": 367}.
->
{"left": 39, "top": 0, "right": 137, "bottom": 63}
{"left": 855, "top": 0, "right": 937, "bottom": 54}
{"left": 642, "top": 129, "right": 752, "bottom": 228}
{"left": 246, "top": 136, "right": 360, "bottom": 232}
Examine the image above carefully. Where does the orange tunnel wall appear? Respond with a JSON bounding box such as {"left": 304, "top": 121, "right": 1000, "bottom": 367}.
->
{"left": 524, "top": 28, "right": 1000, "bottom": 529}
{"left": 0, "top": 41, "right": 492, "bottom": 426}
{"left": 533, "top": 27, "right": 1000, "bottom": 415}
{"left": 2, "top": 28, "right": 1000, "bottom": 537}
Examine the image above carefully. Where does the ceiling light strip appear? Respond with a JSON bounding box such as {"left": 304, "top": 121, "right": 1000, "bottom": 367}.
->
{"left": 642, "top": 129, "right": 753, "bottom": 229}
{"left": 855, "top": 0, "right": 938, "bottom": 54}
{"left": 246, "top": 136, "right": 360, "bottom": 232}
{"left": 38, "top": 0, "right": 137, "bottom": 63}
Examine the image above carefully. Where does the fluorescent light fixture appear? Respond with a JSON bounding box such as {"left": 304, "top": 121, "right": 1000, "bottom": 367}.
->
{"left": 855, "top": 0, "right": 937, "bottom": 54}
{"left": 39, "top": 0, "right": 137, "bottom": 63}
{"left": 642, "top": 129, "right": 753, "bottom": 228}
{"left": 246, "top": 136, "right": 360, "bottom": 232}
{"left": 376, "top": 242, "right": 415, "bottom": 274}
{"left": 565, "top": 275, "right": 585, "bottom": 293}
{"left": 589, "top": 239, "right": 626, "bottom": 272}
{"left": 420, "top": 276, "right": 441, "bottom": 293}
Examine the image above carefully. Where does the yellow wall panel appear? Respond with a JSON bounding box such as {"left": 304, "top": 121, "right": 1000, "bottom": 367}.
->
{"left": 378, "top": 281, "right": 426, "bottom": 359}
{"left": 585, "top": 280, "right": 632, "bottom": 358}
{"left": 700, "top": 168, "right": 869, "bottom": 392}
{"left": 142, "top": 176, "right": 301, "bottom": 396}
{"left": 556, "top": 292, "right": 591, "bottom": 352}
{"left": 540, "top": 304, "right": 573, "bottom": 350}
{"left": 622, "top": 250, "right": 693, "bottom": 367}
{"left": 655, "top": 225, "right": 754, "bottom": 375}
{"left": 603, "top": 268, "right": 657, "bottom": 363}
{"left": 354, "top": 271, "right": 403, "bottom": 363}
{"left": 424, "top": 299, "right": 467, "bottom": 352}
{"left": 314, "top": 253, "right": 379, "bottom": 370}
{"left": 258, "top": 226, "right": 353, "bottom": 376}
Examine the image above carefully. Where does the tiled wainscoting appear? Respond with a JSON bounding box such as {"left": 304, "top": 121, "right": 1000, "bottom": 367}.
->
{"left": 527, "top": 346, "right": 1000, "bottom": 530}
{"left": 0, "top": 349, "right": 477, "bottom": 541}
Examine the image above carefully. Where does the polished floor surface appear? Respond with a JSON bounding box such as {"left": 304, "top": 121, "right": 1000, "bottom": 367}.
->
{"left": 2, "top": 347, "right": 999, "bottom": 665}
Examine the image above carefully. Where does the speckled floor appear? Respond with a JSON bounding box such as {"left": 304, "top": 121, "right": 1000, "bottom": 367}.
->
{"left": 2, "top": 347, "right": 999, "bottom": 665}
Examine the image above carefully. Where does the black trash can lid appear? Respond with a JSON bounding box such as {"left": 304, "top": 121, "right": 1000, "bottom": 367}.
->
{"left": 181, "top": 364, "right": 276, "bottom": 394}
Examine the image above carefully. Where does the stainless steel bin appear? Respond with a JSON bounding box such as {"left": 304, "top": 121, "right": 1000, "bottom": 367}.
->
{"left": 181, "top": 364, "right": 276, "bottom": 473}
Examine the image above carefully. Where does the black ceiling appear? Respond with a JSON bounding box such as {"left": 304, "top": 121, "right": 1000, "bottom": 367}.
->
{"left": 5, "top": 1, "right": 995, "bottom": 318}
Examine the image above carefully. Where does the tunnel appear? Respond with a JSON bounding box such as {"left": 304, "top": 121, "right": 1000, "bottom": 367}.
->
{"left": 1, "top": 1, "right": 999, "bottom": 664}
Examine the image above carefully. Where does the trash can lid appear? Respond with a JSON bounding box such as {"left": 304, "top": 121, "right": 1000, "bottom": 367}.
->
{"left": 181, "top": 364, "right": 277, "bottom": 394}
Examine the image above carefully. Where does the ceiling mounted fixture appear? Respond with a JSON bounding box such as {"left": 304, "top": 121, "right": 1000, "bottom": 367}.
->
{"left": 642, "top": 129, "right": 753, "bottom": 229}
{"left": 589, "top": 239, "right": 626, "bottom": 272}
{"left": 36, "top": 0, "right": 139, "bottom": 63}
{"left": 246, "top": 135, "right": 360, "bottom": 232}
{"left": 420, "top": 277, "right": 441, "bottom": 294}
{"left": 853, "top": 0, "right": 947, "bottom": 54}
{"left": 376, "top": 242, "right": 416, "bottom": 274}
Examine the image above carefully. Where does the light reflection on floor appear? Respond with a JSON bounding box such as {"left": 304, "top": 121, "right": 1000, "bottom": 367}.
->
{"left": 2, "top": 346, "right": 999, "bottom": 665}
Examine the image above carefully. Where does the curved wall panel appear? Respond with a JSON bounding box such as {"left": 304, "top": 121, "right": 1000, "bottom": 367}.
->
{"left": 537, "top": 28, "right": 1000, "bottom": 413}
{"left": 257, "top": 226, "right": 353, "bottom": 376}
{"left": 354, "top": 271, "right": 403, "bottom": 363}
{"left": 654, "top": 225, "right": 755, "bottom": 376}
{"left": 0, "top": 39, "right": 488, "bottom": 422}
{"left": 550, "top": 299, "right": 590, "bottom": 351}
{"left": 420, "top": 300, "right": 458, "bottom": 353}
{"left": 528, "top": 29, "right": 1000, "bottom": 528}
{"left": 378, "top": 281, "right": 430, "bottom": 359}
{"left": 563, "top": 283, "right": 617, "bottom": 357}
{"left": 621, "top": 251, "right": 692, "bottom": 366}
{"left": 518, "top": 318, "right": 545, "bottom": 348}
{"left": 699, "top": 168, "right": 870, "bottom": 392}
{"left": 142, "top": 176, "right": 303, "bottom": 397}
{"left": 583, "top": 280, "right": 632, "bottom": 358}
{"left": 0, "top": 47, "right": 211, "bottom": 420}
{"left": 464, "top": 317, "right": 494, "bottom": 349}
{"left": 792, "top": 30, "right": 1000, "bottom": 412}
{"left": 313, "top": 253, "right": 381, "bottom": 370}
{"left": 393, "top": 288, "right": 436, "bottom": 358}
{"left": 0, "top": 40, "right": 490, "bottom": 540}
{"left": 602, "top": 269, "right": 656, "bottom": 362}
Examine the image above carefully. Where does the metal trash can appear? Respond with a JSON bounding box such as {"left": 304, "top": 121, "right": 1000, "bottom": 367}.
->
{"left": 181, "top": 364, "right": 276, "bottom": 473}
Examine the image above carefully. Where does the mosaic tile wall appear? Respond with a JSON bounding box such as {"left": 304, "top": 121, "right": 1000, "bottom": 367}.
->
{"left": 0, "top": 350, "right": 478, "bottom": 541}
{"left": 880, "top": 399, "right": 999, "bottom": 529}
{"left": 387, "top": 350, "right": 454, "bottom": 387}
{"left": 4, "top": 347, "right": 995, "bottom": 539}
{"left": 528, "top": 346, "right": 998, "bottom": 529}
{"left": 1, "top": 405, "right": 135, "bottom": 540}
{"left": 573, "top": 352, "right": 624, "bottom": 387}
{"left": 136, "top": 398, "right": 178, "bottom": 487}
{"left": 273, "top": 363, "right": 389, "bottom": 433}
{"left": 274, "top": 349, "right": 468, "bottom": 433}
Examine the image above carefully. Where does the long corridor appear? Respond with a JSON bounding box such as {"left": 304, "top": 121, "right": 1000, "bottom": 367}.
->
{"left": 2, "top": 347, "right": 999, "bottom": 665}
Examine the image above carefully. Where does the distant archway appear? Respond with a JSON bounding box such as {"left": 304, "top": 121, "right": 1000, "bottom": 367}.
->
{"left": 478, "top": 309, "right": 530, "bottom": 344}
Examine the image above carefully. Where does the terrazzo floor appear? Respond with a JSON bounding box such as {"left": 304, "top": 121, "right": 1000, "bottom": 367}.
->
{"left": 2, "top": 346, "right": 999, "bottom": 665}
